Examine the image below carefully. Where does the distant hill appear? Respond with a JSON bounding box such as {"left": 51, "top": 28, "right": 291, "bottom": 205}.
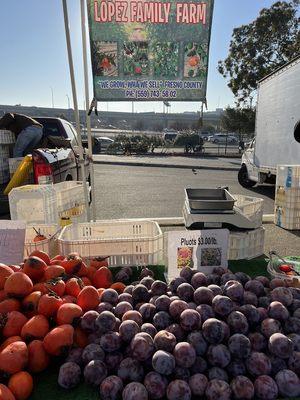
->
{"left": 0, "top": 104, "right": 223, "bottom": 131}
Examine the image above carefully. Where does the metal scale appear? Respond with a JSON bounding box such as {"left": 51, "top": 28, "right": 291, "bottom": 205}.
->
{"left": 183, "top": 188, "right": 257, "bottom": 230}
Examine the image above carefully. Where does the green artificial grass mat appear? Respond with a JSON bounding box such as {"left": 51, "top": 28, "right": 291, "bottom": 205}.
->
{"left": 29, "top": 259, "right": 299, "bottom": 400}
{"left": 229, "top": 258, "right": 269, "bottom": 277}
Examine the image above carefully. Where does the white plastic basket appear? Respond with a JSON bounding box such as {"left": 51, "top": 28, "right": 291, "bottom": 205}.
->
{"left": 58, "top": 219, "right": 163, "bottom": 266}
{"left": 9, "top": 158, "right": 23, "bottom": 177}
{"left": 228, "top": 227, "right": 265, "bottom": 260}
{"left": 9, "top": 185, "right": 57, "bottom": 224}
{"left": 275, "top": 187, "right": 300, "bottom": 209}
{"left": 0, "top": 130, "right": 15, "bottom": 145}
{"left": 0, "top": 145, "right": 10, "bottom": 184}
{"left": 9, "top": 181, "right": 87, "bottom": 225}
{"left": 24, "top": 224, "right": 62, "bottom": 258}
{"left": 53, "top": 181, "right": 87, "bottom": 213}
{"left": 274, "top": 206, "right": 300, "bottom": 230}
{"left": 233, "top": 194, "right": 264, "bottom": 228}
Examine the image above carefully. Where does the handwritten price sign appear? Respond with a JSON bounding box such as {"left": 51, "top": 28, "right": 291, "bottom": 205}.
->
{"left": 0, "top": 221, "right": 26, "bottom": 265}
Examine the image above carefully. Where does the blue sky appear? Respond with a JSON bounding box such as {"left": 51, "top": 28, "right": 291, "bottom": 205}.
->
{"left": 0, "top": 0, "right": 277, "bottom": 113}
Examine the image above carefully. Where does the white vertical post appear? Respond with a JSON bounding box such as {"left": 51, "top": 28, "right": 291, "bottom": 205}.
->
{"left": 62, "top": 0, "right": 91, "bottom": 221}
{"left": 80, "top": 0, "right": 96, "bottom": 221}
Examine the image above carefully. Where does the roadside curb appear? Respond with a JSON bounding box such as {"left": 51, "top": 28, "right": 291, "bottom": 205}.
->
{"left": 93, "top": 159, "right": 240, "bottom": 172}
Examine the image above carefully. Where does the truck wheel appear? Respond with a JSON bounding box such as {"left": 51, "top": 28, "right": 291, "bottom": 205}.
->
{"left": 238, "top": 165, "right": 256, "bottom": 188}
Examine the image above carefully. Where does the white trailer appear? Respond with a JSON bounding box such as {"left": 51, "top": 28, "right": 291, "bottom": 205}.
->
{"left": 238, "top": 55, "right": 300, "bottom": 188}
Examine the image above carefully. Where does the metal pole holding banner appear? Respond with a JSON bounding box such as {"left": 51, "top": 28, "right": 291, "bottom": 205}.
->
{"left": 80, "top": 0, "right": 96, "bottom": 221}
{"left": 62, "top": 0, "right": 90, "bottom": 221}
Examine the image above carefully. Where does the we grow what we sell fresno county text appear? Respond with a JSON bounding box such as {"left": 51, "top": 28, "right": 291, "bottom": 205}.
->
{"left": 93, "top": 0, "right": 208, "bottom": 24}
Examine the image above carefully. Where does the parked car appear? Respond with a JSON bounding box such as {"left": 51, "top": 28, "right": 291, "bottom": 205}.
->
{"left": 97, "top": 137, "right": 114, "bottom": 150}
{"left": 200, "top": 132, "right": 211, "bottom": 141}
{"left": 82, "top": 136, "right": 114, "bottom": 153}
{"left": 208, "top": 134, "right": 238, "bottom": 144}
{"left": 162, "top": 129, "right": 178, "bottom": 142}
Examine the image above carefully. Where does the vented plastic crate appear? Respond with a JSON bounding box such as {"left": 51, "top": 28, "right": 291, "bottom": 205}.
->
{"left": 275, "top": 186, "right": 300, "bottom": 209}
{"left": 274, "top": 206, "right": 300, "bottom": 230}
{"left": 58, "top": 219, "right": 163, "bottom": 266}
{"left": 0, "top": 130, "right": 15, "bottom": 145}
{"left": 9, "top": 158, "right": 23, "bottom": 177}
{"left": 9, "top": 185, "right": 57, "bottom": 224}
{"left": 53, "top": 181, "right": 87, "bottom": 213}
{"left": 233, "top": 194, "right": 264, "bottom": 228}
{"left": 24, "top": 224, "right": 61, "bottom": 258}
{"left": 9, "top": 181, "right": 87, "bottom": 224}
{"left": 0, "top": 145, "right": 10, "bottom": 184}
{"left": 277, "top": 165, "right": 300, "bottom": 188}
{"left": 228, "top": 227, "right": 265, "bottom": 260}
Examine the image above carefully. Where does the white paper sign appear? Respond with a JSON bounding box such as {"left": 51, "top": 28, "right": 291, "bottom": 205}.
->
{"left": 168, "top": 229, "right": 229, "bottom": 279}
{"left": 0, "top": 220, "right": 26, "bottom": 265}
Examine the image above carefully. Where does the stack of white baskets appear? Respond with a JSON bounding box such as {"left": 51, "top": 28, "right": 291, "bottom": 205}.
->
{"left": 274, "top": 165, "right": 300, "bottom": 230}
{"left": 0, "top": 130, "right": 15, "bottom": 185}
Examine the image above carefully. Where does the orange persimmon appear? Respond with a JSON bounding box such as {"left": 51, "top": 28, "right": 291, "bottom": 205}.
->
{"left": 0, "top": 264, "right": 14, "bottom": 289}
{"left": 110, "top": 282, "right": 126, "bottom": 294}
{"left": 92, "top": 266, "right": 112, "bottom": 289}
{"left": 21, "top": 315, "right": 49, "bottom": 341}
{"left": 0, "top": 384, "right": 16, "bottom": 400}
{"left": 61, "top": 253, "right": 82, "bottom": 275}
{"left": 73, "top": 326, "right": 88, "bottom": 348}
{"left": 0, "top": 336, "right": 22, "bottom": 352}
{"left": 9, "top": 265, "right": 21, "bottom": 273}
{"left": 29, "top": 250, "right": 51, "bottom": 266}
{"left": 87, "top": 266, "right": 97, "bottom": 281}
{"left": 56, "top": 303, "right": 83, "bottom": 325}
{"left": 4, "top": 273, "right": 33, "bottom": 298}
{"left": 38, "top": 293, "right": 63, "bottom": 318}
{"left": 62, "top": 295, "right": 77, "bottom": 304}
{"left": 65, "top": 278, "right": 82, "bottom": 297}
{"left": 0, "top": 341, "right": 28, "bottom": 375}
{"left": 27, "top": 340, "right": 50, "bottom": 373}
{"left": 77, "top": 286, "right": 99, "bottom": 311}
{"left": 90, "top": 257, "right": 109, "bottom": 269}
{"left": 22, "top": 291, "right": 42, "bottom": 318}
{"left": 2, "top": 311, "right": 28, "bottom": 338}
{"left": 8, "top": 371, "right": 33, "bottom": 400}
{"left": 23, "top": 256, "right": 47, "bottom": 281}
{"left": 43, "top": 324, "right": 74, "bottom": 356}
{"left": 45, "top": 279, "right": 65, "bottom": 297}
{"left": 32, "top": 282, "right": 48, "bottom": 294}
{"left": 44, "top": 265, "right": 65, "bottom": 281}
{"left": 0, "top": 299, "right": 21, "bottom": 313}
{"left": 81, "top": 277, "right": 91, "bottom": 286}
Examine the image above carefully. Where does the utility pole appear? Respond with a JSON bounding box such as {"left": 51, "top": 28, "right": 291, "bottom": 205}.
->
{"left": 50, "top": 87, "right": 54, "bottom": 108}
{"left": 66, "top": 94, "right": 70, "bottom": 109}
{"left": 132, "top": 101, "right": 134, "bottom": 132}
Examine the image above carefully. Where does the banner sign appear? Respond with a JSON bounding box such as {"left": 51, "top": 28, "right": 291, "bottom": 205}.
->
{"left": 87, "top": 0, "right": 214, "bottom": 101}
{"left": 168, "top": 229, "right": 229, "bottom": 278}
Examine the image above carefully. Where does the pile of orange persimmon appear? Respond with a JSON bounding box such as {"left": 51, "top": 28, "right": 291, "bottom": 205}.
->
{"left": 0, "top": 250, "right": 125, "bottom": 400}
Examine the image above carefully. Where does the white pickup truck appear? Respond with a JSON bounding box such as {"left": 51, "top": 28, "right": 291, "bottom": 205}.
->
{"left": 238, "top": 55, "right": 300, "bottom": 188}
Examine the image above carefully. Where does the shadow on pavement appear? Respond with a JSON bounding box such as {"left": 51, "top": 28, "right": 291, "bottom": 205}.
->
{"left": 248, "top": 185, "right": 275, "bottom": 200}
